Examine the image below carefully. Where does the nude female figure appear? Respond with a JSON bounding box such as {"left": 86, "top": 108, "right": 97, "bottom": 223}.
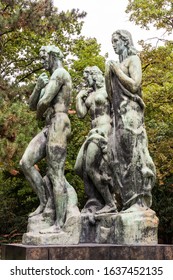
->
{"left": 75, "top": 66, "right": 117, "bottom": 216}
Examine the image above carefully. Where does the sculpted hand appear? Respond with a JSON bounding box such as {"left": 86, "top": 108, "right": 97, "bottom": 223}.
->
{"left": 36, "top": 73, "right": 49, "bottom": 91}
{"left": 107, "top": 60, "right": 119, "bottom": 72}
{"left": 78, "top": 89, "right": 88, "bottom": 101}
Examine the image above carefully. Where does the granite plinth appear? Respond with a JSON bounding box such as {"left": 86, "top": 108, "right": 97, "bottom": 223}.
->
{"left": 1, "top": 243, "right": 173, "bottom": 260}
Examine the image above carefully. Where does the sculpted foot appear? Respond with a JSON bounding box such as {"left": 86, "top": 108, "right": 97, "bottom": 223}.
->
{"left": 29, "top": 204, "right": 45, "bottom": 217}
{"left": 95, "top": 205, "right": 117, "bottom": 215}
{"left": 122, "top": 202, "right": 148, "bottom": 213}
{"left": 39, "top": 224, "right": 61, "bottom": 234}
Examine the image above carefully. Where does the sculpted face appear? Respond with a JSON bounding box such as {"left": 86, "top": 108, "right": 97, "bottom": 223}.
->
{"left": 83, "top": 68, "right": 90, "bottom": 80}
{"left": 39, "top": 50, "right": 51, "bottom": 71}
{"left": 83, "top": 67, "right": 94, "bottom": 87}
{"left": 112, "top": 34, "right": 125, "bottom": 55}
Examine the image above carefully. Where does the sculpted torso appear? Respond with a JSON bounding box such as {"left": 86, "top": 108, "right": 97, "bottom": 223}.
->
{"left": 39, "top": 68, "right": 72, "bottom": 118}
{"left": 107, "top": 55, "right": 142, "bottom": 96}
{"left": 84, "top": 87, "right": 111, "bottom": 134}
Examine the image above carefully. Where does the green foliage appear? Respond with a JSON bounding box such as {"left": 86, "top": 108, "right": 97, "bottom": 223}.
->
{"left": 0, "top": 0, "right": 86, "bottom": 84}
{"left": 126, "top": 0, "right": 173, "bottom": 32}
{"left": 152, "top": 181, "right": 173, "bottom": 243}
{"left": 69, "top": 36, "right": 107, "bottom": 90}
{"left": 140, "top": 41, "right": 173, "bottom": 183}
{"left": 0, "top": 86, "right": 40, "bottom": 239}
{"left": 0, "top": 94, "right": 39, "bottom": 170}
{"left": 0, "top": 171, "right": 38, "bottom": 235}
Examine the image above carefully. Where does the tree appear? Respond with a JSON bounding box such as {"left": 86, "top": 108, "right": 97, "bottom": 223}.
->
{"left": 0, "top": 0, "right": 86, "bottom": 85}
{"left": 69, "top": 36, "right": 107, "bottom": 88}
{"left": 126, "top": 0, "right": 173, "bottom": 33}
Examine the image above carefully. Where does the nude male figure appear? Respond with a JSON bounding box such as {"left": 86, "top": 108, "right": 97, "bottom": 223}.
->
{"left": 20, "top": 45, "right": 72, "bottom": 231}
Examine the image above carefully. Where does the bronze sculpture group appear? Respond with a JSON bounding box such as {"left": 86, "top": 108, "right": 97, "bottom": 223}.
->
{"left": 20, "top": 30, "right": 158, "bottom": 245}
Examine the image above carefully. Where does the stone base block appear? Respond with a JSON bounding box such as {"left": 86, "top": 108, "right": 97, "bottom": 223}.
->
{"left": 22, "top": 209, "right": 81, "bottom": 245}
{"left": 22, "top": 229, "right": 79, "bottom": 246}
{"left": 1, "top": 243, "right": 173, "bottom": 260}
{"left": 22, "top": 181, "right": 81, "bottom": 246}
{"left": 80, "top": 207, "right": 159, "bottom": 244}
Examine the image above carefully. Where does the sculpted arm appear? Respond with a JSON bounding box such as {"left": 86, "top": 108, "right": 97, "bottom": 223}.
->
{"left": 29, "top": 73, "right": 49, "bottom": 111}
{"left": 105, "top": 63, "right": 113, "bottom": 102}
{"left": 76, "top": 90, "right": 88, "bottom": 118}
{"left": 37, "top": 74, "right": 63, "bottom": 119}
{"left": 109, "top": 56, "right": 142, "bottom": 93}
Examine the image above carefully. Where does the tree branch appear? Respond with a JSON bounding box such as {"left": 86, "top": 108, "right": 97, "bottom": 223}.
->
{"left": 17, "top": 67, "right": 43, "bottom": 84}
{"left": 0, "top": 29, "right": 15, "bottom": 37}
{"left": 3, "top": 4, "right": 10, "bottom": 12}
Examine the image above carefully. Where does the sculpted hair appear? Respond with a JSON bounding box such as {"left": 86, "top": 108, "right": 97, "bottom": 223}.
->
{"left": 112, "top": 29, "right": 137, "bottom": 56}
{"left": 40, "top": 45, "right": 64, "bottom": 60}
{"left": 90, "top": 66, "right": 105, "bottom": 88}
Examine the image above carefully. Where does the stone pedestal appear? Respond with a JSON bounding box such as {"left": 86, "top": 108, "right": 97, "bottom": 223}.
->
{"left": 80, "top": 206, "right": 159, "bottom": 244}
{"left": 22, "top": 212, "right": 81, "bottom": 245}
{"left": 22, "top": 182, "right": 81, "bottom": 245}
{"left": 2, "top": 243, "right": 173, "bottom": 260}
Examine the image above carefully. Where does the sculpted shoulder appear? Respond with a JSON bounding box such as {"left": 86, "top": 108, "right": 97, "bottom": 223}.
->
{"left": 129, "top": 54, "right": 141, "bottom": 65}
{"left": 51, "top": 67, "right": 71, "bottom": 82}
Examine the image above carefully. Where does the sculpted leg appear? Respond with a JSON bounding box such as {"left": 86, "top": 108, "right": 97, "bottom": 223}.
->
{"left": 85, "top": 141, "right": 117, "bottom": 214}
{"left": 74, "top": 141, "right": 85, "bottom": 178}
{"left": 46, "top": 147, "right": 67, "bottom": 231}
{"left": 40, "top": 113, "right": 70, "bottom": 233}
{"left": 20, "top": 130, "right": 47, "bottom": 217}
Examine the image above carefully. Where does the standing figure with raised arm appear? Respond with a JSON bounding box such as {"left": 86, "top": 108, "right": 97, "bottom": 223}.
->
{"left": 20, "top": 45, "right": 78, "bottom": 235}
{"left": 75, "top": 66, "right": 117, "bottom": 217}
{"left": 105, "top": 30, "right": 156, "bottom": 211}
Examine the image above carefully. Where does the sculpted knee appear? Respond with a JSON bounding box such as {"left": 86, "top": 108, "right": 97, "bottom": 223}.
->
{"left": 19, "top": 157, "right": 30, "bottom": 172}
{"left": 19, "top": 158, "right": 23, "bottom": 169}
{"left": 74, "top": 161, "right": 81, "bottom": 177}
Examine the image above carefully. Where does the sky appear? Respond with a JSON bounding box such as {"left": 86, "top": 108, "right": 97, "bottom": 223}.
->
{"left": 53, "top": 0, "right": 169, "bottom": 60}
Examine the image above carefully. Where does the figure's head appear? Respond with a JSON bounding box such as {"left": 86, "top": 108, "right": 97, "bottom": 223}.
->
{"left": 83, "top": 66, "right": 91, "bottom": 80}
{"left": 83, "top": 66, "right": 93, "bottom": 87}
{"left": 39, "top": 45, "right": 64, "bottom": 71}
{"left": 112, "top": 30, "right": 137, "bottom": 57}
{"left": 90, "top": 66, "right": 104, "bottom": 88}
{"left": 83, "top": 66, "right": 104, "bottom": 88}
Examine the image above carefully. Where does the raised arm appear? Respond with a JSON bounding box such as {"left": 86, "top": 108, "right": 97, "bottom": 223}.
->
{"left": 29, "top": 73, "right": 49, "bottom": 111}
{"left": 76, "top": 89, "right": 88, "bottom": 118}
{"left": 105, "top": 63, "right": 114, "bottom": 102}
{"left": 36, "top": 70, "right": 63, "bottom": 119}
